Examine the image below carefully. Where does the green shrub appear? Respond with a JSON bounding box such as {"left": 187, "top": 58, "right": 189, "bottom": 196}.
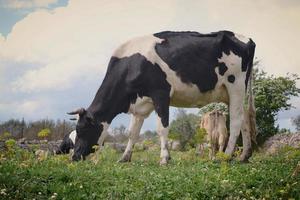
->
{"left": 5, "top": 139, "right": 16, "bottom": 149}
{"left": 37, "top": 128, "right": 51, "bottom": 139}
{"left": 1, "top": 132, "right": 12, "bottom": 140}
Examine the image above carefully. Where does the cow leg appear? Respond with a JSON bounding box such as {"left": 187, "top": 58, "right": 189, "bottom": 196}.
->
{"left": 151, "top": 91, "right": 170, "bottom": 165}
{"left": 119, "top": 115, "right": 144, "bottom": 162}
{"left": 240, "top": 120, "right": 252, "bottom": 162}
{"left": 97, "top": 122, "right": 110, "bottom": 148}
{"left": 225, "top": 87, "right": 245, "bottom": 157}
{"left": 156, "top": 116, "right": 171, "bottom": 165}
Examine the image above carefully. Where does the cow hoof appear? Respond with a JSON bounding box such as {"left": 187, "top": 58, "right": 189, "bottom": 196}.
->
{"left": 118, "top": 152, "right": 132, "bottom": 163}
{"left": 159, "top": 157, "right": 169, "bottom": 165}
{"left": 239, "top": 154, "right": 250, "bottom": 163}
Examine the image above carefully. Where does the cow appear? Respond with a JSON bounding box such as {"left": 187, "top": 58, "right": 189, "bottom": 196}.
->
{"left": 56, "top": 130, "right": 103, "bottom": 155}
{"left": 68, "top": 30, "right": 256, "bottom": 164}
{"left": 56, "top": 130, "right": 76, "bottom": 154}
{"left": 200, "top": 110, "right": 228, "bottom": 159}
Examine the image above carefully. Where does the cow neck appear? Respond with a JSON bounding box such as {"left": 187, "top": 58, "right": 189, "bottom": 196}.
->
{"left": 86, "top": 76, "right": 124, "bottom": 124}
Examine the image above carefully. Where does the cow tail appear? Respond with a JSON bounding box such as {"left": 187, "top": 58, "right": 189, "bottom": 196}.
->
{"left": 247, "top": 40, "right": 257, "bottom": 144}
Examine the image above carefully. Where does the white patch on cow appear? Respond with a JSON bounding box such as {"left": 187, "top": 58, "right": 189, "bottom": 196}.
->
{"left": 113, "top": 35, "right": 164, "bottom": 65}
{"left": 216, "top": 51, "right": 246, "bottom": 87}
{"left": 128, "top": 96, "right": 154, "bottom": 117}
{"left": 234, "top": 33, "right": 250, "bottom": 44}
{"left": 69, "top": 130, "right": 77, "bottom": 144}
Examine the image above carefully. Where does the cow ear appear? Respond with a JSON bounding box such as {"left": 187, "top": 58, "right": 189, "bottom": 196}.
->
{"left": 67, "top": 108, "right": 86, "bottom": 116}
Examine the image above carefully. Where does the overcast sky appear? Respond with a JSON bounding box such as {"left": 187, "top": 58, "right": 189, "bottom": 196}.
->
{"left": 0, "top": 0, "right": 299, "bottom": 132}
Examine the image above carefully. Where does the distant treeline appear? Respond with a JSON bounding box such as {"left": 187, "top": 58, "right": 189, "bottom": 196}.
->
{"left": 0, "top": 119, "right": 76, "bottom": 141}
{"left": 0, "top": 119, "right": 158, "bottom": 143}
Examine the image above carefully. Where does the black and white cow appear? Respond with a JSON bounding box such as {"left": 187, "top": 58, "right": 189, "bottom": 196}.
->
{"left": 68, "top": 31, "right": 256, "bottom": 164}
{"left": 56, "top": 130, "right": 76, "bottom": 154}
{"left": 56, "top": 130, "right": 102, "bottom": 155}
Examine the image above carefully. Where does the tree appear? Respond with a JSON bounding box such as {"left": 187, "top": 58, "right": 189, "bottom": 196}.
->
{"left": 142, "top": 130, "right": 157, "bottom": 141}
{"left": 292, "top": 115, "right": 300, "bottom": 132}
{"left": 111, "top": 125, "right": 128, "bottom": 143}
{"left": 169, "top": 109, "right": 199, "bottom": 150}
{"left": 253, "top": 68, "right": 300, "bottom": 143}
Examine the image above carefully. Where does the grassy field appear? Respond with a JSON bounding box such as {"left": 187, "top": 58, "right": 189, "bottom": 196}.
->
{"left": 0, "top": 143, "right": 300, "bottom": 200}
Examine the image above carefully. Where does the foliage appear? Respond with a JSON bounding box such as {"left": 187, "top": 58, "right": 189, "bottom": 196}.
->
{"left": 0, "top": 132, "right": 12, "bottom": 140}
{"left": 111, "top": 125, "right": 128, "bottom": 143}
{"left": 292, "top": 115, "right": 300, "bottom": 131}
{"left": 5, "top": 139, "right": 16, "bottom": 149}
{"left": 168, "top": 109, "right": 199, "bottom": 150}
{"left": 37, "top": 128, "right": 51, "bottom": 139}
{"left": 198, "top": 102, "right": 228, "bottom": 117}
{"left": 0, "top": 146, "right": 300, "bottom": 199}
{"left": 193, "top": 127, "right": 207, "bottom": 144}
{"left": 0, "top": 118, "right": 75, "bottom": 140}
{"left": 253, "top": 68, "right": 300, "bottom": 143}
{"left": 142, "top": 130, "right": 157, "bottom": 140}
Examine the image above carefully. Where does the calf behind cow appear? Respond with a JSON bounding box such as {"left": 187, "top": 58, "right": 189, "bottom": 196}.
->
{"left": 56, "top": 130, "right": 76, "bottom": 154}
{"left": 201, "top": 110, "right": 228, "bottom": 159}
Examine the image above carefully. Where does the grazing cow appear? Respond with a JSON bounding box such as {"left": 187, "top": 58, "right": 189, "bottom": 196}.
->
{"left": 200, "top": 110, "right": 228, "bottom": 159}
{"left": 56, "top": 130, "right": 103, "bottom": 155}
{"left": 68, "top": 31, "right": 256, "bottom": 164}
{"left": 56, "top": 130, "right": 76, "bottom": 154}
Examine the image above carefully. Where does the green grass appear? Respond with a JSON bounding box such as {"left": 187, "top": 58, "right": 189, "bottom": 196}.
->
{"left": 0, "top": 145, "right": 300, "bottom": 200}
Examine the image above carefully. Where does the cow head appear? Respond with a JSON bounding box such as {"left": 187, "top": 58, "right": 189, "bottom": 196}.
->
{"left": 67, "top": 108, "right": 102, "bottom": 161}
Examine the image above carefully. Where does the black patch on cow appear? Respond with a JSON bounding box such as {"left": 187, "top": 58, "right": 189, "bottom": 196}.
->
{"left": 154, "top": 31, "right": 225, "bottom": 93}
{"left": 72, "top": 53, "right": 172, "bottom": 160}
{"left": 88, "top": 53, "right": 171, "bottom": 124}
{"left": 227, "top": 75, "right": 235, "bottom": 83}
{"left": 218, "top": 63, "right": 228, "bottom": 76}
{"left": 154, "top": 31, "right": 255, "bottom": 89}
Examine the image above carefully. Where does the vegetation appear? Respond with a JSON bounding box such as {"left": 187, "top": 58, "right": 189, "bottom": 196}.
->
{"left": 292, "top": 115, "right": 300, "bottom": 131}
{"left": 0, "top": 119, "right": 75, "bottom": 141}
{"left": 198, "top": 102, "right": 228, "bottom": 117}
{"left": 168, "top": 109, "right": 199, "bottom": 150}
{"left": 254, "top": 68, "right": 300, "bottom": 143}
{"left": 0, "top": 143, "right": 300, "bottom": 199}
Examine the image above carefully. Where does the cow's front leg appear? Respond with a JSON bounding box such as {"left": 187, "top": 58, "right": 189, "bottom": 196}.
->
{"left": 157, "top": 116, "right": 171, "bottom": 165}
{"left": 151, "top": 91, "right": 171, "bottom": 165}
{"left": 118, "top": 115, "right": 144, "bottom": 162}
{"left": 225, "top": 86, "right": 245, "bottom": 157}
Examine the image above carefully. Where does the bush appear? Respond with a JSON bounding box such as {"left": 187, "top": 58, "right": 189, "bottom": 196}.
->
{"left": 37, "top": 128, "right": 51, "bottom": 139}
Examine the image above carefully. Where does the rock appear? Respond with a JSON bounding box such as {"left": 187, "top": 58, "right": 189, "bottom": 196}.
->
{"left": 262, "top": 132, "right": 300, "bottom": 154}
{"left": 170, "top": 140, "right": 181, "bottom": 151}
{"left": 106, "top": 143, "right": 127, "bottom": 153}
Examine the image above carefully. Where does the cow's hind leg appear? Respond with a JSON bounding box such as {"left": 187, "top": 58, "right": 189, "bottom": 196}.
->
{"left": 225, "top": 85, "right": 245, "bottom": 157}
{"left": 240, "top": 117, "right": 252, "bottom": 162}
{"left": 118, "top": 115, "right": 144, "bottom": 162}
{"left": 151, "top": 91, "right": 171, "bottom": 165}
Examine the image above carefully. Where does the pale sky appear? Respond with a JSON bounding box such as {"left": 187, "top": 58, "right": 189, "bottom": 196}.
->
{"left": 0, "top": 0, "right": 299, "bottom": 132}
